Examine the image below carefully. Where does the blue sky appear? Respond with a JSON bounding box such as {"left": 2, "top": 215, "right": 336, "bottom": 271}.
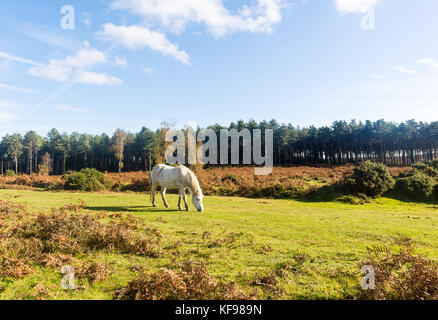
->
{"left": 0, "top": 0, "right": 437, "bottom": 137}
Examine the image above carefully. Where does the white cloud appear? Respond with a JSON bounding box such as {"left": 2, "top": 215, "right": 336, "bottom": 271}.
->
{"left": 28, "top": 45, "right": 122, "bottom": 86}
{"left": 0, "top": 51, "right": 42, "bottom": 66}
{"left": 12, "top": 21, "right": 81, "bottom": 51}
{"left": 97, "top": 23, "right": 191, "bottom": 65}
{"left": 0, "top": 82, "right": 37, "bottom": 94}
{"left": 144, "top": 67, "right": 154, "bottom": 75}
{"left": 115, "top": 56, "right": 127, "bottom": 67}
{"left": 33, "top": 83, "right": 74, "bottom": 112}
{"left": 110, "top": 0, "right": 289, "bottom": 37}
{"left": 102, "top": 1, "right": 289, "bottom": 64}
{"left": 83, "top": 19, "right": 91, "bottom": 28}
{"left": 0, "top": 100, "right": 20, "bottom": 124}
{"left": 54, "top": 104, "right": 90, "bottom": 113}
{"left": 0, "top": 59, "right": 11, "bottom": 69}
{"left": 0, "top": 100, "right": 24, "bottom": 109}
{"left": 335, "top": 0, "right": 380, "bottom": 14}
{"left": 0, "top": 111, "right": 17, "bottom": 124}
{"left": 73, "top": 70, "right": 123, "bottom": 86}
{"left": 418, "top": 58, "right": 438, "bottom": 69}
{"left": 393, "top": 66, "right": 416, "bottom": 74}
{"left": 370, "top": 74, "right": 384, "bottom": 79}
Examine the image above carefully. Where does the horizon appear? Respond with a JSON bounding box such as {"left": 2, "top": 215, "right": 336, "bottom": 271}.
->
{"left": 0, "top": 117, "right": 434, "bottom": 138}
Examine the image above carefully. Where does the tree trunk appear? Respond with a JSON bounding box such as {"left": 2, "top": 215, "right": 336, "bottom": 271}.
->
{"left": 63, "top": 152, "right": 66, "bottom": 174}
{"left": 29, "top": 149, "right": 33, "bottom": 175}
{"left": 51, "top": 149, "right": 55, "bottom": 175}
{"left": 14, "top": 153, "right": 18, "bottom": 175}
{"left": 29, "top": 142, "right": 33, "bottom": 175}
{"left": 35, "top": 148, "right": 38, "bottom": 174}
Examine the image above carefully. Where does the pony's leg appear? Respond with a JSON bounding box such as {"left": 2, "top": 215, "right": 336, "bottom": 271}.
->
{"left": 161, "top": 187, "right": 169, "bottom": 208}
{"left": 151, "top": 184, "right": 157, "bottom": 207}
{"left": 178, "top": 194, "right": 183, "bottom": 210}
{"left": 181, "top": 189, "right": 189, "bottom": 211}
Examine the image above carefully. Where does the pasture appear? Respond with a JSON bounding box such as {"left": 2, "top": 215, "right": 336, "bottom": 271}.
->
{"left": 0, "top": 188, "right": 437, "bottom": 300}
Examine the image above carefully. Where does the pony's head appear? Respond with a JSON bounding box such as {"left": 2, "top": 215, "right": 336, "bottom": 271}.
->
{"left": 192, "top": 193, "right": 204, "bottom": 212}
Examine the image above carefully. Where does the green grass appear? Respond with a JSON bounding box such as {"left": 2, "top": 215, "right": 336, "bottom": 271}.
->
{"left": 1, "top": 188, "right": 438, "bottom": 300}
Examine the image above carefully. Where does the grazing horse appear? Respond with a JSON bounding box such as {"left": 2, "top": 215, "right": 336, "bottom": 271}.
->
{"left": 150, "top": 164, "right": 204, "bottom": 212}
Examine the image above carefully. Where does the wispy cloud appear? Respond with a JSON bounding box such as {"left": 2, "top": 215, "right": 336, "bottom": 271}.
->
{"left": 99, "top": 0, "right": 290, "bottom": 66}
{"left": 0, "top": 51, "right": 42, "bottom": 66}
{"left": 54, "top": 104, "right": 90, "bottom": 113}
{"left": 393, "top": 66, "right": 416, "bottom": 74}
{"left": 110, "top": 0, "right": 289, "bottom": 37}
{"left": 28, "top": 43, "right": 122, "bottom": 86}
{"left": 0, "top": 82, "right": 37, "bottom": 94}
{"left": 418, "top": 58, "right": 438, "bottom": 69}
{"left": 115, "top": 56, "right": 127, "bottom": 67}
{"left": 32, "top": 83, "right": 74, "bottom": 111}
{"left": 0, "top": 100, "right": 25, "bottom": 109}
{"left": 144, "top": 67, "right": 154, "bottom": 75}
{"left": 12, "top": 21, "right": 81, "bottom": 50}
{"left": 97, "top": 24, "right": 191, "bottom": 65}
{"left": 370, "top": 74, "right": 384, "bottom": 79}
{"left": 335, "top": 0, "right": 381, "bottom": 14}
{"left": 73, "top": 70, "right": 123, "bottom": 86}
{"left": 0, "top": 111, "right": 17, "bottom": 124}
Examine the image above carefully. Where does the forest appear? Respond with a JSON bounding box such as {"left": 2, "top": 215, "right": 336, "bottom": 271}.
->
{"left": 1, "top": 119, "right": 438, "bottom": 175}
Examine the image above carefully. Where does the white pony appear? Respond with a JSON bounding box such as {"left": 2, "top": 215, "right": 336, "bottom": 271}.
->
{"left": 150, "top": 164, "right": 204, "bottom": 212}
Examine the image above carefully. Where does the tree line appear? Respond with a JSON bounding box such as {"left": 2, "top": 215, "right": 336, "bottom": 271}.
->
{"left": 1, "top": 119, "right": 437, "bottom": 175}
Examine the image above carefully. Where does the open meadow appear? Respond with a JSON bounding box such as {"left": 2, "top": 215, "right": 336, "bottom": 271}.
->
{"left": 1, "top": 0, "right": 437, "bottom": 307}
{"left": 1, "top": 187, "right": 437, "bottom": 300}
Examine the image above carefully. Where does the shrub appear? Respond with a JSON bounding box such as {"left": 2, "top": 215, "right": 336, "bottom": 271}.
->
{"left": 120, "top": 178, "right": 150, "bottom": 192}
{"left": 14, "top": 209, "right": 161, "bottom": 257}
{"left": 337, "top": 193, "right": 371, "bottom": 205}
{"left": 246, "top": 184, "right": 302, "bottom": 199}
{"left": 114, "top": 261, "right": 254, "bottom": 300}
{"left": 412, "top": 162, "right": 438, "bottom": 178}
{"left": 0, "top": 203, "right": 161, "bottom": 280}
{"left": 429, "top": 160, "right": 438, "bottom": 169}
{"left": 5, "top": 170, "right": 16, "bottom": 177}
{"left": 221, "top": 174, "right": 238, "bottom": 184}
{"left": 63, "top": 168, "right": 108, "bottom": 192}
{"left": 345, "top": 161, "right": 395, "bottom": 198}
{"left": 394, "top": 171, "right": 435, "bottom": 201}
{"left": 432, "top": 185, "right": 438, "bottom": 202}
{"left": 411, "top": 162, "right": 428, "bottom": 171}
{"left": 358, "top": 248, "right": 438, "bottom": 300}
{"left": 423, "top": 166, "right": 438, "bottom": 178}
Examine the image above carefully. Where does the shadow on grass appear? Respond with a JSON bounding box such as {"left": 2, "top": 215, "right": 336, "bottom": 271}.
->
{"left": 385, "top": 190, "right": 438, "bottom": 205}
{"left": 295, "top": 185, "right": 438, "bottom": 205}
{"left": 294, "top": 184, "right": 344, "bottom": 203}
{"left": 87, "top": 206, "right": 182, "bottom": 213}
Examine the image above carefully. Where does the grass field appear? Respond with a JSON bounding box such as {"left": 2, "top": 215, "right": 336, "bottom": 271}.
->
{"left": 0, "top": 188, "right": 437, "bottom": 300}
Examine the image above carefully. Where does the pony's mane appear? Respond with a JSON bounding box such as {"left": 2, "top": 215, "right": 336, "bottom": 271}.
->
{"left": 187, "top": 169, "right": 203, "bottom": 196}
